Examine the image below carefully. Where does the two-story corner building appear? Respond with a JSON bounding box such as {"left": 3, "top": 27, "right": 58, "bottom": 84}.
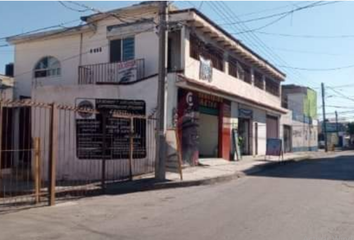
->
{"left": 6, "top": 2, "right": 287, "bottom": 168}
{"left": 281, "top": 84, "right": 318, "bottom": 153}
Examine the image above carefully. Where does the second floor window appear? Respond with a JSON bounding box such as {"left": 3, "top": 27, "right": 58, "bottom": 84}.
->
{"left": 237, "top": 62, "right": 251, "bottom": 84}
{"left": 110, "top": 37, "right": 135, "bottom": 63}
{"left": 34, "top": 56, "right": 61, "bottom": 78}
{"left": 190, "top": 33, "right": 224, "bottom": 72}
{"left": 254, "top": 71, "right": 264, "bottom": 89}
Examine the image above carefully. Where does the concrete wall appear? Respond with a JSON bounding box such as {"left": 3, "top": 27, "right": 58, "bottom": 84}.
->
{"left": 14, "top": 17, "right": 159, "bottom": 99}
{"left": 280, "top": 111, "right": 318, "bottom": 152}
{"left": 183, "top": 28, "right": 282, "bottom": 110}
{"left": 31, "top": 76, "right": 158, "bottom": 180}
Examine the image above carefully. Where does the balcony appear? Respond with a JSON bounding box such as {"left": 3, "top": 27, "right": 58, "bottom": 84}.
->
{"left": 78, "top": 59, "right": 145, "bottom": 84}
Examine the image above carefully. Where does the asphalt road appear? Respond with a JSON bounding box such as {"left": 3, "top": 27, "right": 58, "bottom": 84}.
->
{"left": 2, "top": 152, "right": 354, "bottom": 240}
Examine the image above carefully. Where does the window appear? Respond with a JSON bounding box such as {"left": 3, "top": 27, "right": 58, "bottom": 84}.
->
{"left": 228, "top": 56, "right": 238, "bottom": 78}
{"left": 265, "top": 77, "right": 280, "bottom": 96}
{"left": 237, "top": 62, "right": 251, "bottom": 84}
{"left": 110, "top": 37, "right": 135, "bottom": 63}
{"left": 189, "top": 33, "right": 224, "bottom": 71}
{"left": 34, "top": 56, "right": 61, "bottom": 78}
{"left": 254, "top": 71, "right": 264, "bottom": 89}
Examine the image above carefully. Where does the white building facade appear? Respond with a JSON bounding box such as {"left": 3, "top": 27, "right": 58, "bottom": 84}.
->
{"left": 281, "top": 85, "right": 318, "bottom": 153}
{"left": 7, "top": 2, "right": 288, "bottom": 173}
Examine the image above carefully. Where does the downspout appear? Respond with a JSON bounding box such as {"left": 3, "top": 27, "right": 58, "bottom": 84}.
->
{"left": 79, "top": 32, "right": 83, "bottom": 66}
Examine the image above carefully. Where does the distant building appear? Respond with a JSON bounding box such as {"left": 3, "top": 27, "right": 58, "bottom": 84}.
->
{"left": 318, "top": 120, "right": 349, "bottom": 148}
{"left": 0, "top": 73, "right": 14, "bottom": 100}
{"left": 281, "top": 84, "right": 318, "bottom": 152}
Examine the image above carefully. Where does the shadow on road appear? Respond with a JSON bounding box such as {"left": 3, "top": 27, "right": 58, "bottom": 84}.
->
{"left": 246, "top": 154, "right": 354, "bottom": 181}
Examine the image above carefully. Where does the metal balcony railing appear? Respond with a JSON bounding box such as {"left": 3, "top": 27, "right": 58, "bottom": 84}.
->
{"left": 78, "top": 59, "right": 145, "bottom": 84}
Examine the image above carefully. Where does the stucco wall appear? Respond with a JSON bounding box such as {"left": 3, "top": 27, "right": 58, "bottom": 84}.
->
{"left": 280, "top": 110, "right": 318, "bottom": 152}
{"left": 14, "top": 18, "right": 159, "bottom": 99}
{"left": 183, "top": 28, "right": 282, "bottom": 110}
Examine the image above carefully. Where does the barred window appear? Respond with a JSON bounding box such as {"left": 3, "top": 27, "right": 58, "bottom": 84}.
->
{"left": 190, "top": 33, "right": 224, "bottom": 71}
{"left": 237, "top": 62, "right": 251, "bottom": 84}
{"left": 228, "top": 56, "right": 238, "bottom": 78}
{"left": 254, "top": 71, "right": 264, "bottom": 89}
{"left": 265, "top": 77, "right": 280, "bottom": 96}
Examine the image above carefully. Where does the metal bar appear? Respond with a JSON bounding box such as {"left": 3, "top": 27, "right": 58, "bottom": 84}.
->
{"left": 129, "top": 117, "right": 134, "bottom": 180}
{"left": 33, "top": 137, "right": 41, "bottom": 204}
{"left": 48, "top": 103, "right": 58, "bottom": 206}
{"left": 101, "top": 111, "right": 107, "bottom": 192}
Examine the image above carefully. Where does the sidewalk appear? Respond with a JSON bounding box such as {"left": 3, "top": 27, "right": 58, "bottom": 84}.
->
{"left": 106, "top": 150, "right": 334, "bottom": 194}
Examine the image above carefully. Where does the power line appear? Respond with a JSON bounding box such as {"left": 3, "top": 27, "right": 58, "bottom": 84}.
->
{"left": 209, "top": 1, "right": 319, "bottom": 89}
{"left": 220, "top": 1, "right": 338, "bottom": 27}
{"left": 245, "top": 44, "right": 344, "bottom": 56}
{"left": 256, "top": 31, "right": 354, "bottom": 39}
{"left": 58, "top": 1, "right": 91, "bottom": 13}
{"left": 277, "top": 64, "right": 354, "bottom": 71}
{"left": 327, "top": 86, "right": 354, "bottom": 102}
{"left": 0, "top": 19, "right": 81, "bottom": 41}
{"left": 215, "top": 2, "right": 311, "bottom": 20}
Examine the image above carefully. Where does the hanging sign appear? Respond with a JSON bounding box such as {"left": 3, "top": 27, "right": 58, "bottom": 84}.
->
{"left": 199, "top": 56, "right": 213, "bottom": 82}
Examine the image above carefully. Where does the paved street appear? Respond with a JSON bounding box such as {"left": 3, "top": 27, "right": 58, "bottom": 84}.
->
{"left": 2, "top": 152, "right": 354, "bottom": 240}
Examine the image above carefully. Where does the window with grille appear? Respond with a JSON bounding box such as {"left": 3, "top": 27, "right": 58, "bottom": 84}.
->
{"left": 189, "top": 33, "right": 224, "bottom": 71}
{"left": 265, "top": 77, "right": 280, "bottom": 96}
{"left": 237, "top": 62, "right": 251, "bottom": 84}
{"left": 254, "top": 71, "right": 264, "bottom": 89}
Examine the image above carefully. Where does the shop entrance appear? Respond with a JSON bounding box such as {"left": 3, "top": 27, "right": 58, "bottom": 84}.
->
{"left": 199, "top": 108, "right": 219, "bottom": 158}
{"left": 238, "top": 118, "right": 251, "bottom": 155}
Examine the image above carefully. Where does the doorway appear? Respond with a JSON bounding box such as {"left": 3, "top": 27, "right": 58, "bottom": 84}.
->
{"left": 238, "top": 118, "right": 251, "bottom": 155}
{"left": 199, "top": 112, "right": 219, "bottom": 158}
{"left": 283, "top": 125, "right": 292, "bottom": 153}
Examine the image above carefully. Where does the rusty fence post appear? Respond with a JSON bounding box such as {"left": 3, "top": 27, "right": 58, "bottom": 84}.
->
{"left": 129, "top": 117, "right": 134, "bottom": 180}
{"left": 33, "top": 137, "right": 41, "bottom": 204}
{"left": 48, "top": 103, "right": 58, "bottom": 206}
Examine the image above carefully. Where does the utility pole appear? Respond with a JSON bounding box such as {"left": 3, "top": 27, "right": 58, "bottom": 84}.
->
{"left": 155, "top": 1, "right": 168, "bottom": 180}
{"left": 335, "top": 110, "right": 339, "bottom": 147}
{"left": 321, "top": 83, "right": 328, "bottom": 152}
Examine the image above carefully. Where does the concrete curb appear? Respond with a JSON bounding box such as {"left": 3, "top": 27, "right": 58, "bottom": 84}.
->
{"left": 106, "top": 152, "right": 335, "bottom": 195}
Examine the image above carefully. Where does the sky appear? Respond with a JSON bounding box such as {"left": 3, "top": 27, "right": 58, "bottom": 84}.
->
{"left": 1, "top": 1, "right": 354, "bottom": 121}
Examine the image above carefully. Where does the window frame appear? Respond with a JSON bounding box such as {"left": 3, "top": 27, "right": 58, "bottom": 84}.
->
{"left": 33, "top": 56, "right": 61, "bottom": 79}
{"left": 109, "top": 36, "right": 135, "bottom": 63}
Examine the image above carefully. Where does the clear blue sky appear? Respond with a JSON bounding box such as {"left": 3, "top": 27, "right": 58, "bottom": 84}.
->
{"left": 1, "top": 1, "right": 354, "bottom": 120}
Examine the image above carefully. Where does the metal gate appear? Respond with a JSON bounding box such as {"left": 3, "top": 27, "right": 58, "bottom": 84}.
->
{"left": 0, "top": 99, "right": 156, "bottom": 213}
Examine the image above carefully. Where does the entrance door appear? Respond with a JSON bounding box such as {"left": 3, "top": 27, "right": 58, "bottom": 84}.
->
{"left": 266, "top": 115, "right": 279, "bottom": 139}
{"left": 199, "top": 113, "right": 219, "bottom": 158}
{"left": 283, "top": 125, "right": 292, "bottom": 153}
{"left": 238, "top": 118, "right": 251, "bottom": 155}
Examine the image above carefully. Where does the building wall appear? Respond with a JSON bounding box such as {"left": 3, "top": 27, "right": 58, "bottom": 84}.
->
{"left": 183, "top": 28, "right": 282, "bottom": 110}
{"left": 230, "top": 102, "right": 268, "bottom": 156}
{"left": 13, "top": 17, "right": 159, "bottom": 99}
{"left": 280, "top": 110, "right": 318, "bottom": 152}
{"left": 31, "top": 76, "right": 158, "bottom": 180}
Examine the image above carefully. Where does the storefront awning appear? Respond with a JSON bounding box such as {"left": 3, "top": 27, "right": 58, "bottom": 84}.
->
{"left": 176, "top": 74, "right": 288, "bottom": 115}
